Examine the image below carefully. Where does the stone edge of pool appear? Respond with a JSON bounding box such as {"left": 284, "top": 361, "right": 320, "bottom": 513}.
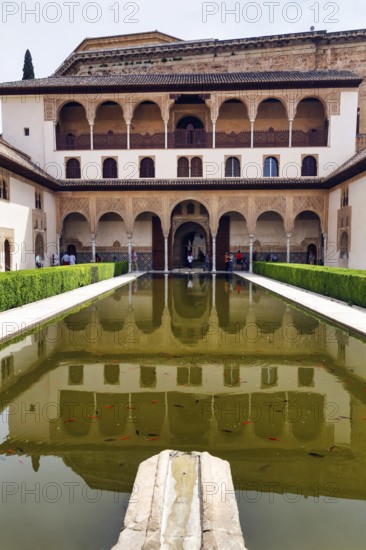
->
{"left": 0, "top": 272, "right": 142, "bottom": 345}
{"left": 1, "top": 271, "right": 366, "bottom": 345}
{"left": 238, "top": 272, "right": 366, "bottom": 338}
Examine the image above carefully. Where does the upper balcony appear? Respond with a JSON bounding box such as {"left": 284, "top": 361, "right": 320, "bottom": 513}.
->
{"left": 55, "top": 96, "right": 329, "bottom": 151}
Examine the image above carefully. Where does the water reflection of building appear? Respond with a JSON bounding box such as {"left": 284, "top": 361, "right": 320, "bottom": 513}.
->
{"left": 1, "top": 276, "right": 366, "bottom": 498}
{"left": 55, "top": 276, "right": 324, "bottom": 354}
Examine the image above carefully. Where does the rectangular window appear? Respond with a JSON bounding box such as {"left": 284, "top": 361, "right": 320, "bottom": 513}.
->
{"left": 24, "top": 128, "right": 30, "bottom": 136}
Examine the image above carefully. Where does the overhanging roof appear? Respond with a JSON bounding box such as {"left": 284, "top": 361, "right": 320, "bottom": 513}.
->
{"left": 57, "top": 177, "right": 326, "bottom": 191}
{"left": 0, "top": 71, "right": 361, "bottom": 96}
{"left": 0, "top": 138, "right": 60, "bottom": 190}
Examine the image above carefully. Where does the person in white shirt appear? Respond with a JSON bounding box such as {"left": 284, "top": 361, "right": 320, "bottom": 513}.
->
{"left": 69, "top": 254, "right": 76, "bottom": 265}
{"left": 62, "top": 253, "right": 70, "bottom": 265}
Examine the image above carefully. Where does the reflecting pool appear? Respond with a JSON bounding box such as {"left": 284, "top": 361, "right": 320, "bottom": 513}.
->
{"left": 1, "top": 274, "right": 366, "bottom": 550}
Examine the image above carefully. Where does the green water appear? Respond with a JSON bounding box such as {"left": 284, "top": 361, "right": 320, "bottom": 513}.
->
{"left": 1, "top": 274, "right": 366, "bottom": 550}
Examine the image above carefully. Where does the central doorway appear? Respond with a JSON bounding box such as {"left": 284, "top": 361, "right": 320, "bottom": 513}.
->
{"left": 172, "top": 221, "right": 208, "bottom": 268}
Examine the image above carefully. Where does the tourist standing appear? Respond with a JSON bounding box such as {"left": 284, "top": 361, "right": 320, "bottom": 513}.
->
{"left": 62, "top": 252, "right": 70, "bottom": 265}
{"left": 69, "top": 253, "right": 76, "bottom": 265}
{"left": 187, "top": 251, "right": 193, "bottom": 270}
{"left": 132, "top": 249, "right": 138, "bottom": 271}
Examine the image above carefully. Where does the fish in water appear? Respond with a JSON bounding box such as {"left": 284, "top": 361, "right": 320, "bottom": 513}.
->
{"left": 64, "top": 418, "right": 76, "bottom": 423}
{"left": 308, "top": 452, "right": 325, "bottom": 458}
{"left": 221, "top": 429, "right": 233, "bottom": 433}
{"left": 148, "top": 437, "right": 160, "bottom": 441}
{"left": 136, "top": 430, "right": 140, "bottom": 436}
{"left": 119, "top": 436, "right": 129, "bottom": 440}
{"left": 147, "top": 433, "right": 159, "bottom": 437}
{"left": 267, "top": 437, "right": 280, "bottom": 441}
{"left": 173, "top": 404, "right": 184, "bottom": 408}
{"left": 104, "top": 438, "right": 117, "bottom": 442}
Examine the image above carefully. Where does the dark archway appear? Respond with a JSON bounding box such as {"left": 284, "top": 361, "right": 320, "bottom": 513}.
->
{"left": 4, "top": 239, "right": 11, "bottom": 271}
{"left": 176, "top": 116, "right": 204, "bottom": 130}
{"left": 172, "top": 221, "right": 208, "bottom": 268}
{"left": 175, "top": 116, "right": 205, "bottom": 147}
{"left": 307, "top": 243, "right": 317, "bottom": 264}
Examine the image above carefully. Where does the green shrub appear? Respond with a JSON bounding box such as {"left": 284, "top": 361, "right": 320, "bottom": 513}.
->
{"left": 0, "top": 262, "right": 128, "bottom": 312}
{"left": 253, "top": 263, "right": 366, "bottom": 308}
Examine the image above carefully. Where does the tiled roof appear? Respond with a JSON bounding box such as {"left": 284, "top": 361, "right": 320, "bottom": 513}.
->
{"left": 0, "top": 71, "right": 361, "bottom": 95}
{"left": 323, "top": 147, "right": 366, "bottom": 187}
{"left": 0, "top": 138, "right": 59, "bottom": 190}
{"left": 57, "top": 177, "right": 325, "bottom": 191}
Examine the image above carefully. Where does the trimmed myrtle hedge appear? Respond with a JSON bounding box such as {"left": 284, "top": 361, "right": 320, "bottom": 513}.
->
{"left": 253, "top": 262, "right": 366, "bottom": 308}
{"left": 0, "top": 262, "right": 128, "bottom": 312}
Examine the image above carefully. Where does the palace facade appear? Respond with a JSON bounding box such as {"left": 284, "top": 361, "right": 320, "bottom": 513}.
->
{"left": 1, "top": 29, "right": 366, "bottom": 271}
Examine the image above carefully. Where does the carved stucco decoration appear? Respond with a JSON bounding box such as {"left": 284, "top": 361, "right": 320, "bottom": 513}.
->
{"left": 44, "top": 98, "right": 57, "bottom": 122}
{"left": 96, "top": 198, "right": 127, "bottom": 223}
{"left": 167, "top": 196, "right": 212, "bottom": 216}
{"left": 292, "top": 195, "right": 325, "bottom": 229}
{"left": 59, "top": 197, "right": 91, "bottom": 227}
{"left": 255, "top": 196, "right": 286, "bottom": 221}
{"left": 132, "top": 197, "right": 163, "bottom": 220}
{"left": 171, "top": 216, "right": 210, "bottom": 240}
{"left": 217, "top": 196, "right": 249, "bottom": 219}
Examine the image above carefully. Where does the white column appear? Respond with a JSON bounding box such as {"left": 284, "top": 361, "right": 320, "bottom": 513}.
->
{"left": 327, "top": 118, "right": 331, "bottom": 147}
{"left": 212, "top": 273, "right": 216, "bottom": 308}
{"left": 323, "top": 232, "right": 328, "bottom": 264}
{"left": 56, "top": 234, "right": 61, "bottom": 260}
{"left": 164, "top": 121, "right": 168, "bottom": 149}
{"left": 249, "top": 234, "right": 254, "bottom": 273}
{"left": 212, "top": 234, "right": 216, "bottom": 272}
{"left": 250, "top": 120, "right": 254, "bottom": 148}
{"left": 212, "top": 121, "right": 216, "bottom": 149}
{"left": 286, "top": 233, "right": 291, "bottom": 263}
{"left": 164, "top": 273, "right": 168, "bottom": 307}
{"left": 164, "top": 235, "right": 168, "bottom": 272}
{"left": 91, "top": 235, "right": 96, "bottom": 263}
{"left": 127, "top": 123, "right": 131, "bottom": 150}
{"left": 53, "top": 122, "right": 57, "bottom": 151}
{"left": 90, "top": 123, "right": 94, "bottom": 150}
{"left": 288, "top": 119, "right": 293, "bottom": 148}
{"left": 127, "top": 234, "right": 132, "bottom": 272}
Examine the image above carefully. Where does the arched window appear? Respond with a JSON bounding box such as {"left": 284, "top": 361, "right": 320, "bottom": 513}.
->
{"left": 225, "top": 157, "right": 240, "bottom": 177}
{"left": 35, "top": 192, "right": 42, "bottom": 209}
{"left": 66, "top": 158, "right": 81, "bottom": 179}
{"left": 187, "top": 202, "right": 195, "bottom": 215}
{"left": 140, "top": 157, "right": 155, "bottom": 178}
{"left": 1, "top": 179, "right": 8, "bottom": 200}
{"left": 301, "top": 156, "right": 317, "bottom": 176}
{"left": 263, "top": 157, "right": 279, "bottom": 177}
{"left": 66, "top": 133, "right": 76, "bottom": 149}
{"left": 191, "top": 157, "right": 203, "bottom": 177}
{"left": 177, "top": 157, "right": 189, "bottom": 177}
{"left": 103, "top": 158, "right": 117, "bottom": 178}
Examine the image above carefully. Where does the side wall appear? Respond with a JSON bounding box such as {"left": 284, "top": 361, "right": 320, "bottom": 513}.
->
{"left": 0, "top": 172, "right": 56, "bottom": 270}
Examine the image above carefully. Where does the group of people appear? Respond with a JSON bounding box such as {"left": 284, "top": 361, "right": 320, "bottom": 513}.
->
{"left": 225, "top": 250, "right": 249, "bottom": 271}
{"left": 61, "top": 252, "right": 76, "bottom": 265}
{"left": 187, "top": 250, "right": 212, "bottom": 271}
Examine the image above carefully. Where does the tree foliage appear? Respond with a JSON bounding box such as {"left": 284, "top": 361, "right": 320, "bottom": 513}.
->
{"left": 22, "top": 49, "right": 35, "bottom": 80}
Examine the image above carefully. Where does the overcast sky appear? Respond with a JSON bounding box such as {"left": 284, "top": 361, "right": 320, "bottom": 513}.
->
{"left": 0, "top": 0, "right": 365, "bottom": 82}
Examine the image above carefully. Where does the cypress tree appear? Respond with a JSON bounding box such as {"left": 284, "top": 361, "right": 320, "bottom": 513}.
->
{"left": 22, "top": 49, "right": 35, "bottom": 80}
